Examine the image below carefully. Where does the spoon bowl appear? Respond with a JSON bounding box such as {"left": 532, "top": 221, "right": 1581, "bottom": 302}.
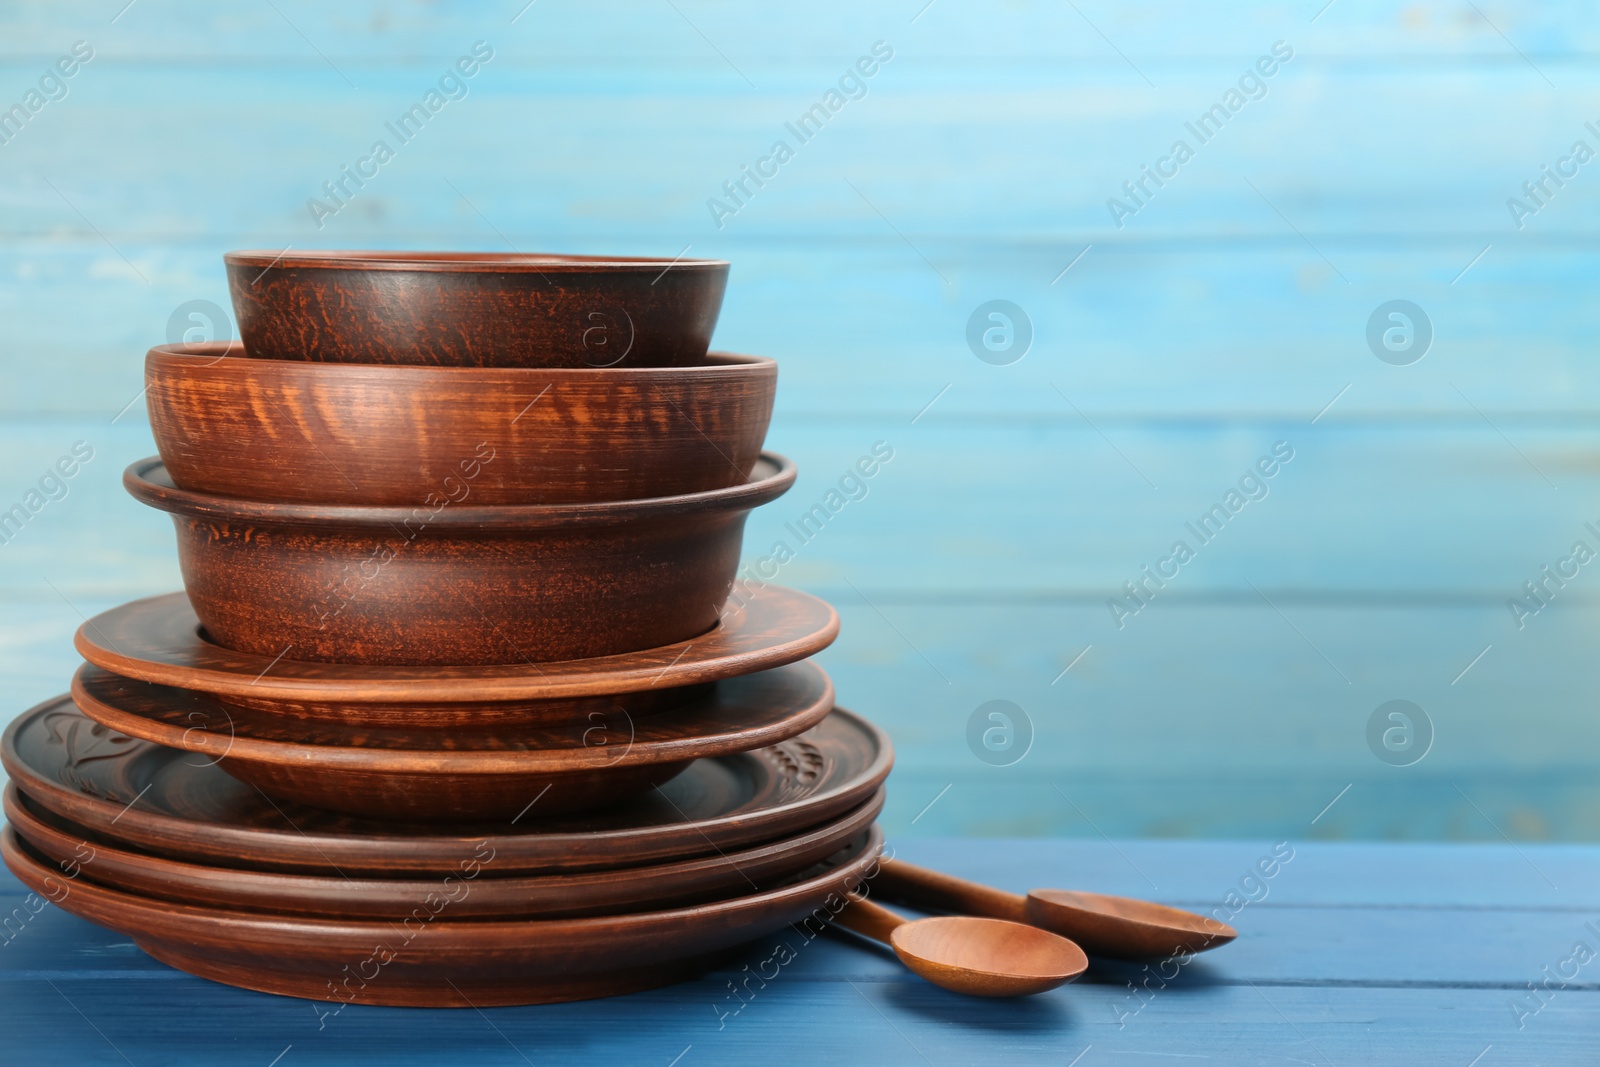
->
{"left": 874, "top": 858, "right": 1237, "bottom": 961}
{"left": 890, "top": 915, "right": 1089, "bottom": 997}
{"left": 832, "top": 894, "right": 1086, "bottom": 997}
{"left": 1026, "top": 889, "right": 1236, "bottom": 958}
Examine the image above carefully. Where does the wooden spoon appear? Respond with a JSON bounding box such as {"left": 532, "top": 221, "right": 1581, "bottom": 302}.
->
{"left": 874, "top": 858, "right": 1236, "bottom": 960}
{"left": 831, "top": 892, "right": 1087, "bottom": 997}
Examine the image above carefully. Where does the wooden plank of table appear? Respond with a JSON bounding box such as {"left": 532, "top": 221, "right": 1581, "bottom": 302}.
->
{"left": 1, "top": 840, "right": 1594, "bottom": 1065}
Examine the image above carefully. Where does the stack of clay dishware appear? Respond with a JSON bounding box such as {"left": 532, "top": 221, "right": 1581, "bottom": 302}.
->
{"left": 2, "top": 251, "right": 891, "bottom": 1006}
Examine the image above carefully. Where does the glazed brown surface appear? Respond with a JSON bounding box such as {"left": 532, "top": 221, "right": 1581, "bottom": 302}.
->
{"left": 225, "top": 250, "right": 730, "bottom": 369}
{"left": 146, "top": 344, "right": 775, "bottom": 506}
{"left": 73, "top": 585, "right": 837, "bottom": 718}
{"left": 70, "top": 663, "right": 829, "bottom": 755}
{"left": 69, "top": 660, "right": 835, "bottom": 821}
{"left": 4, "top": 696, "right": 892, "bottom": 875}
{"left": 123, "top": 454, "right": 795, "bottom": 665}
{"left": 3, "top": 824, "right": 882, "bottom": 1006}
{"left": 7, "top": 784, "right": 883, "bottom": 920}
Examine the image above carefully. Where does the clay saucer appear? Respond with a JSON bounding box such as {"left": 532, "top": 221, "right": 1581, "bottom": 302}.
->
{"left": 6, "top": 784, "right": 884, "bottom": 920}
{"left": 70, "top": 660, "right": 834, "bottom": 820}
{"left": 3, "top": 696, "right": 892, "bottom": 876}
{"left": 125, "top": 454, "right": 795, "bottom": 665}
{"left": 75, "top": 585, "right": 835, "bottom": 728}
{"left": 3, "top": 823, "right": 882, "bottom": 1006}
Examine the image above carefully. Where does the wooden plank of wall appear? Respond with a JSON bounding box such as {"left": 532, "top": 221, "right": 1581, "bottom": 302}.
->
{"left": 6, "top": 241, "right": 1600, "bottom": 417}
{"left": 3, "top": 417, "right": 1596, "bottom": 598}
{"left": 3, "top": 416, "right": 1599, "bottom": 837}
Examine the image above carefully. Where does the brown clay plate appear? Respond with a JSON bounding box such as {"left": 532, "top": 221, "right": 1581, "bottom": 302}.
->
{"left": 69, "top": 661, "right": 834, "bottom": 821}
{"left": 3, "top": 823, "right": 882, "bottom": 1006}
{"left": 3, "top": 696, "right": 892, "bottom": 876}
{"left": 7, "top": 783, "right": 884, "bottom": 920}
{"left": 74, "top": 585, "right": 835, "bottom": 727}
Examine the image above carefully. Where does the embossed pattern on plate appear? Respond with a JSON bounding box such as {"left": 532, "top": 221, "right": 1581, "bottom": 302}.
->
{"left": 3, "top": 697, "right": 892, "bottom": 876}
{"left": 67, "top": 660, "right": 836, "bottom": 821}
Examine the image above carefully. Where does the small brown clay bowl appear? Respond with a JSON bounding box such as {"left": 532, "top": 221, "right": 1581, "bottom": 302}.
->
{"left": 123, "top": 453, "right": 795, "bottom": 666}
{"left": 145, "top": 343, "right": 776, "bottom": 506}
{"left": 71, "top": 659, "right": 835, "bottom": 821}
{"left": 224, "top": 250, "right": 730, "bottom": 368}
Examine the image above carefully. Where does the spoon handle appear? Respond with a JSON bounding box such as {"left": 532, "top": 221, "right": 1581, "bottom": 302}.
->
{"left": 830, "top": 892, "right": 907, "bottom": 945}
{"left": 875, "top": 858, "right": 1030, "bottom": 923}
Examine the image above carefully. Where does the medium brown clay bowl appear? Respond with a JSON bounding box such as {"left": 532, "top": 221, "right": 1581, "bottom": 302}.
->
{"left": 145, "top": 343, "right": 776, "bottom": 506}
{"left": 123, "top": 453, "right": 795, "bottom": 666}
{"left": 224, "top": 250, "right": 730, "bottom": 368}
{"left": 2, "top": 823, "right": 883, "bottom": 1006}
{"left": 71, "top": 659, "right": 835, "bottom": 821}
{"left": 7, "top": 784, "right": 884, "bottom": 920}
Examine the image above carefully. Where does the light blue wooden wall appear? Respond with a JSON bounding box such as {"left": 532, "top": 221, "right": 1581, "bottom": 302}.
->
{"left": 3, "top": 1, "right": 1599, "bottom": 840}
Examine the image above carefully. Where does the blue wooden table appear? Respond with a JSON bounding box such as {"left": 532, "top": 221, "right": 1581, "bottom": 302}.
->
{"left": 4, "top": 837, "right": 1594, "bottom": 1065}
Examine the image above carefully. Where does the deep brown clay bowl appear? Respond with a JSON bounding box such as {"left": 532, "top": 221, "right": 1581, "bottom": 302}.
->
{"left": 224, "top": 250, "right": 730, "bottom": 368}
{"left": 71, "top": 660, "right": 835, "bottom": 821}
{"left": 145, "top": 343, "right": 776, "bottom": 506}
{"left": 123, "top": 453, "right": 795, "bottom": 666}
